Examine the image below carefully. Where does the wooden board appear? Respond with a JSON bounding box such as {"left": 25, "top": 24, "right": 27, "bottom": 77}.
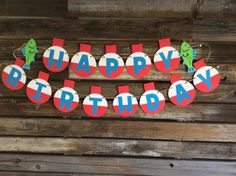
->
{"left": 0, "top": 118, "right": 235, "bottom": 142}
{"left": 0, "top": 0, "right": 67, "bottom": 17}
{"left": 0, "top": 173, "right": 106, "bottom": 176}
{"left": 0, "top": 154, "right": 235, "bottom": 176}
{"left": 0, "top": 19, "right": 235, "bottom": 41}
{"left": 68, "top": 0, "right": 236, "bottom": 19}
{"left": 0, "top": 99, "right": 235, "bottom": 121}
{"left": 0, "top": 137, "right": 235, "bottom": 160}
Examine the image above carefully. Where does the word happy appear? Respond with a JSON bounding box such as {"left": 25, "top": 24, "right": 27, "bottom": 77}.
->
{"left": 1, "top": 38, "right": 220, "bottom": 117}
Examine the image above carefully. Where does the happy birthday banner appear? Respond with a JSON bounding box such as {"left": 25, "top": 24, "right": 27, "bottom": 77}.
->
{"left": 1, "top": 38, "right": 221, "bottom": 117}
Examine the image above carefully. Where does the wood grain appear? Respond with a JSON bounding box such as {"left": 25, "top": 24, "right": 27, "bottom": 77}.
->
{"left": 0, "top": 0, "right": 67, "bottom": 17}
{"left": 0, "top": 19, "right": 235, "bottom": 41}
{"left": 0, "top": 99, "right": 235, "bottom": 121}
{"left": 0, "top": 172, "right": 103, "bottom": 176}
{"left": 0, "top": 137, "right": 235, "bottom": 160}
{"left": 0, "top": 154, "right": 235, "bottom": 176}
{"left": 68, "top": 0, "right": 236, "bottom": 19}
{"left": 0, "top": 118, "right": 235, "bottom": 142}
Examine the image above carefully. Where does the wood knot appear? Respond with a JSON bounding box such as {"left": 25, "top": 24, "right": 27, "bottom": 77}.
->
{"left": 35, "top": 164, "right": 41, "bottom": 170}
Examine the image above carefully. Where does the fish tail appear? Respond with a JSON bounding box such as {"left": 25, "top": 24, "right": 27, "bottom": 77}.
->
{"left": 188, "top": 67, "right": 196, "bottom": 73}
{"left": 22, "top": 64, "right": 30, "bottom": 70}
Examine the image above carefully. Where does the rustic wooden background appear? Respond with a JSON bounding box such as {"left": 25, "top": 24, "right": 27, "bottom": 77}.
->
{"left": 0, "top": 0, "right": 236, "bottom": 175}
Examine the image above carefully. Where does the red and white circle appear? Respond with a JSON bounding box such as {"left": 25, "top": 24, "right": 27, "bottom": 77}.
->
{"left": 43, "top": 46, "right": 69, "bottom": 72}
{"left": 113, "top": 93, "right": 138, "bottom": 117}
{"left": 26, "top": 78, "right": 52, "bottom": 104}
{"left": 140, "top": 90, "right": 165, "bottom": 114}
{"left": 53, "top": 87, "right": 79, "bottom": 112}
{"left": 98, "top": 53, "right": 124, "bottom": 78}
{"left": 193, "top": 66, "right": 220, "bottom": 93}
{"left": 71, "top": 51, "right": 96, "bottom": 77}
{"left": 168, "top": 80, "right": 196, "bottom": 106}
{"left": 83, "top": 93, "right": 108, "bottom": 118}
{"left": 154, "top": 46, "right": 180, "bottom": 73}
{"left": 2, "top": 64, "right": 26, "bottom": 90}
{"left": 126, "top": 52, "right": 151, "bottom": 78}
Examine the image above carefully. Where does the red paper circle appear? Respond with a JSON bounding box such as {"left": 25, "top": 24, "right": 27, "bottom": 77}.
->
{"left": 26, "top": 78, "right": 52, "bottom": 104}
{"left": 168, "top": 80, "right": 196, "bottom": 106}
{"left": 43, "top": 46, "right": 69, "bottom": 72}
{"left": 83, "top": 93, "right": 108, "bottom": 118}
{"left": 2, "top": 64, "right": 26, "bottom": 90}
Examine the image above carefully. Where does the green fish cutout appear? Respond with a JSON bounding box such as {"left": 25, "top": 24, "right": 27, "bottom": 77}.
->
{"left": 180, "top": 41, "right": 197, "bottom": 73}
{"left": 22, "top": 39, "right": 38, "bottom": 70}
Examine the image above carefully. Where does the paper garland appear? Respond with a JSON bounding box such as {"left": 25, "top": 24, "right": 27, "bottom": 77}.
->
{"left": 26, "top": 71, "right": 52, "bottom": 104}
{"left": 1, "top": 38, "right": 222, "bottom": 117}
{"left": 43, "top": 38, "right": 69, "bottom": 72}
{"left": 2, "top": 57, "right": 26, "bottom": 90}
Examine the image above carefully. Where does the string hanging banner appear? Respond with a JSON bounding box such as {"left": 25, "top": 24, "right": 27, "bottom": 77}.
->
{"left": 0, "top": 37, "right": 221, "bottom": 117}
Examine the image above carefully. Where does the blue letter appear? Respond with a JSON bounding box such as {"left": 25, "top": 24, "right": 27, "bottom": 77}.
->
{"left": 106, "top": 58, "right": 118, "bottom": 77}
{"left": 146, "top": 93, "right": 160, "bottom": 111}
{"left": 59, "top": 90, "right": 74, "bottom": 110}
{"left": 6, "top": 67, "right": 22, "bottom": 87}
{"left": 76, "top": 54, "right": 90, "bottom": 73}
{"left": 159, "top": 50, "right": 173, "bottom": 70}
{"left": 176, "top": 84, "right": 191, "bottom": 103}
{"left": 89, "top": 98, "right": 102, "bottom": 114}
{"left": 197, "top": 69, "right": 212, "bottom": 89}
{"left": 32, "top": 82, "right": 47, "bottom": 101}
{"left": 133, "top": 56, "right": 146, "bottom": 75}
{"left": 89, "top": 97, "right": 103, "bottom": 114}
{"left": 118, "top": 96, "right": 133, "bottom": 113}
{"left": 48, "top": 49, "right": 64, "bottom": 69}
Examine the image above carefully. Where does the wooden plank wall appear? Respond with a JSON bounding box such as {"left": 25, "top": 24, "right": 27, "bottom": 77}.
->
{"left": 0, "top": 0, "right": 236, "bottom": 175}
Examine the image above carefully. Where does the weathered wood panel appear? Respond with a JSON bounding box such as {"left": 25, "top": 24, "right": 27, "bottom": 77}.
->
{"left": 0, "top": 118, "right": 235, "bottom": 142}
{"left": 0, "top": 137, "right": 235, "bottom": 160}
{"left": 0, "top": 1, "right": 235, "bottom": 175}
{"left": 0, "top": 154, "right": 235, "bottom": 176}
{"left": 0, "top": 172, "right": 101, "bottom": 176}
{"left": 0, "top": 19, "right": 235, "bottom": 41}
{"left": 1, "top": 81, "right": 235, "bottom": 104}
{"left": 68, "top": 0, "right": 236, "bottom": 20}
{"left": 0, "top": 0, "right": 67, "bottom": 17}
{"left": 0, "top": 99, "right": 236, "bottom": 121}
{"left": 193, "top": 20, "right": 236, "bottom": 41}
{"left": 0, "top": 18, "right": 192, "bottom": 40}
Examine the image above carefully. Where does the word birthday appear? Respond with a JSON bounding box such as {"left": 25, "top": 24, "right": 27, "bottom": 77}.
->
{"left": 1, "top": 38, "right": 221, "bottom": 117}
